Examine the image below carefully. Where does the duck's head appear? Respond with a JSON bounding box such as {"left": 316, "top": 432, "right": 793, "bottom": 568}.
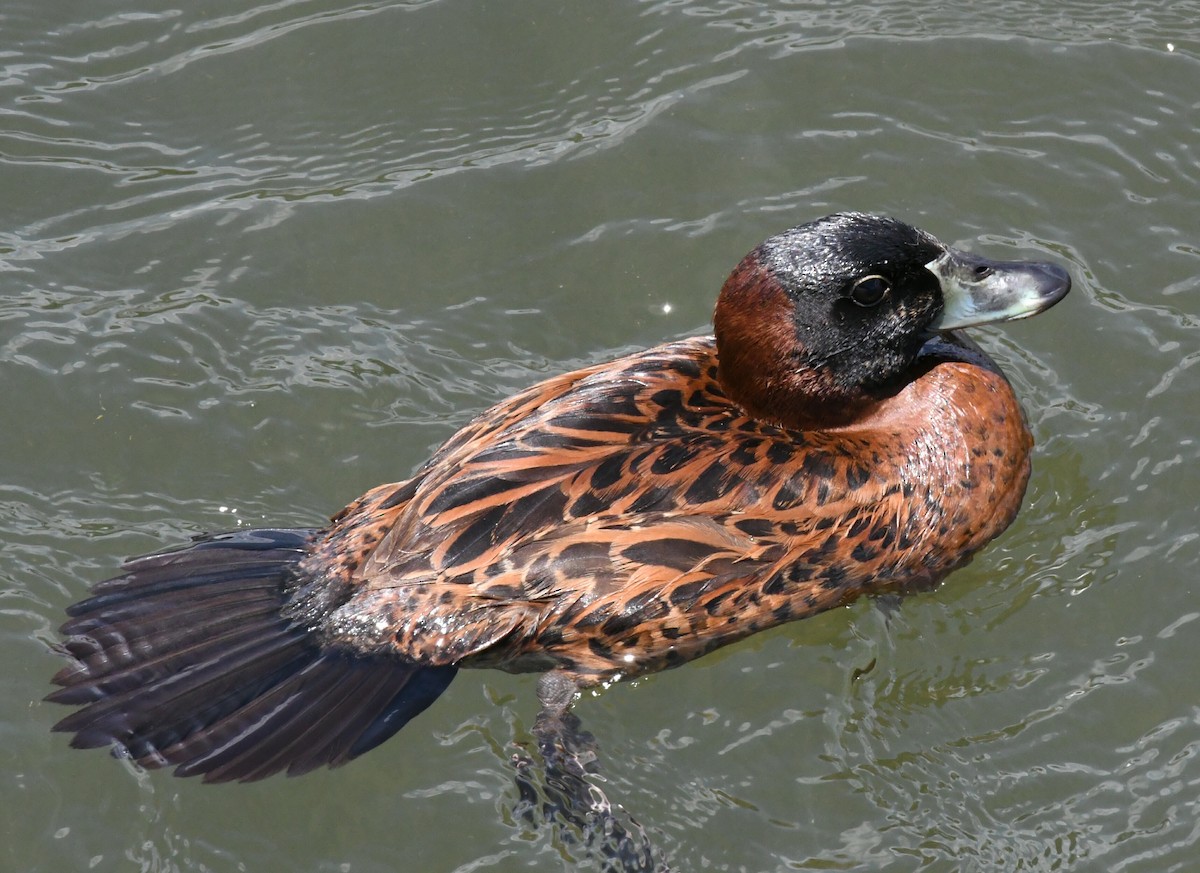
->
{"left": 713, "top": 212, "right": 1070, "bottom": 430}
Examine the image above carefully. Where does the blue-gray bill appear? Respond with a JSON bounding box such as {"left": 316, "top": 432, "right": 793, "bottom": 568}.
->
{"left": 927, "top": 248, "right": 1072, "bottom": 331}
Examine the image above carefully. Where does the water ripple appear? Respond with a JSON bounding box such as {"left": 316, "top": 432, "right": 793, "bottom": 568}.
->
{"left": 652, "top": 0, "right": 1200, "bottom": 57}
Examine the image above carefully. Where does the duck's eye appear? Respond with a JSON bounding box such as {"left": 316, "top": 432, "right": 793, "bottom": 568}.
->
{"left": 849, "top": 275, "right": 891, "bottom": 307}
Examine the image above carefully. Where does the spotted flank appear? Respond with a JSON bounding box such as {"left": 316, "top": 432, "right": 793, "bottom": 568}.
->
{"left": 303, "top": 336, "right": 1035, "bottom": 682}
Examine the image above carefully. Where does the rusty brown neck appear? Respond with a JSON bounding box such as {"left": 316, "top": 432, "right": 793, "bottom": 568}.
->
{"left": 713, "top": 250, "right": 889, "bottom": 431}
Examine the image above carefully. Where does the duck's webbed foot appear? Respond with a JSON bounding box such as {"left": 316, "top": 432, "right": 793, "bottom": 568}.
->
{"left": 872, "top": 593, "right": 905, "bottom": 621}
{"left": 512, "top": 672, "right": 670, "bottom": 873}
{"left": 531, "top": 672, "right": 598, "bottom": 777}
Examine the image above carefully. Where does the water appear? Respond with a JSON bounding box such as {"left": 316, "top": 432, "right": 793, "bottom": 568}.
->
{"left": 4, "top": 2, "right": 1199, "bottom": 870}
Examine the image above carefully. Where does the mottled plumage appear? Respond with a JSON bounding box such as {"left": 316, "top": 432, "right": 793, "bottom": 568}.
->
{"left": 301, "top": 335, "right": 1030, "bottom": 682}
{"left": 49, "top": 212, "right": 1070, "bottom": 782}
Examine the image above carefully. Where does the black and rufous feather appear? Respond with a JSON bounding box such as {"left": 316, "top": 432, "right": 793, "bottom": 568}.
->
{"left": 306, "top": 333, "right": 1033, "bottom": 681}
{"left": 50, "top": 212, "right": 1067, "bottom": 779}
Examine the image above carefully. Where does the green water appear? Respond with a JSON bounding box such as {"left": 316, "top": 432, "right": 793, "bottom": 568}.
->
{"left": 4, "top": 3, "right": 1199, "bottom": 871}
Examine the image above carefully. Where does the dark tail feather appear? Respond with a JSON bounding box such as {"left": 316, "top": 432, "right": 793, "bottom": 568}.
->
{"left": 48, "top": 528, "right": 456, "bottom": 783}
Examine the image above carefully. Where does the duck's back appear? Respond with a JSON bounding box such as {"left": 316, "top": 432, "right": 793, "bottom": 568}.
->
{"left": 294, "top": 335, "right": 1031, "bottom": 683}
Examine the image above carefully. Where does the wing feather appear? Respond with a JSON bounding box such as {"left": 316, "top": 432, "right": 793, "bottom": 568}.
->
{"left": 308, "top": 338, "right": 955, "bottom": 681}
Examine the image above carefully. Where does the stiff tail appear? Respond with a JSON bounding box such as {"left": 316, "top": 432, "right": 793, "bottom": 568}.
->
{"left": 47, "top": 528, "right": 456, "bottom": 783}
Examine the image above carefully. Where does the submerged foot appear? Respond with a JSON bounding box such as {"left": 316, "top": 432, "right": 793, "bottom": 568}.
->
{"left": 511, "top": 673, "right": 670, "bottom": 872}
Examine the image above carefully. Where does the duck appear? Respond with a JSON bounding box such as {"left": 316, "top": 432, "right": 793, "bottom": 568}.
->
{"left": 48, "top": 212, "right": 1070, "bottom": 784}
